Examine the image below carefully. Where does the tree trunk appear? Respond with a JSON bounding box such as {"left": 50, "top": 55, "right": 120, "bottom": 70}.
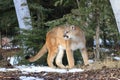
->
{"left": 110, "top": 0, "right": 120, "bottom": 33}
{"left": 13, "top": 0, "right": 32, "bottom": 30}
{"left": 13, "top": 0, "right": 32, "bottom": 53}
{"left": 95, "top": 26, "right": 100, "bottom": 61}
{"left": 0, "top": 32, "right": 1, "bottom": 48}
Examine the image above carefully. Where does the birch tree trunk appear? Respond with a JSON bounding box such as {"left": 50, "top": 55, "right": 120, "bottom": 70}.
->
{"left": 13, "top": 0, "right": 32, "bottom": 30}
{"left": 12, "top": 0, "right": 32, "bottom": 65}
{"left": 110, "top": 0, "right": 120, "bottom": 33}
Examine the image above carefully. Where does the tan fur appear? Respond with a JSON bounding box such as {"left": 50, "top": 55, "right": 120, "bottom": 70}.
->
{"left": 27, "top": 25, "right": 89, "bottom": 68}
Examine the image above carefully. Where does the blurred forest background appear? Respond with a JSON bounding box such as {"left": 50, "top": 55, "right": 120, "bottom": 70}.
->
{"left": 0, "top": 0, "right": 120, "bottom": 66}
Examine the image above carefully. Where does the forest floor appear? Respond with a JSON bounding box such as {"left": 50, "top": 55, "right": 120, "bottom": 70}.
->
{"left": 0, "top": 60, "right": 120, "bottom": 80}
{"left": 0, "top": 65, "right": 120, "bottom": 80}
{"left": 0, "top": 49, "right": 120, "bottom": 80}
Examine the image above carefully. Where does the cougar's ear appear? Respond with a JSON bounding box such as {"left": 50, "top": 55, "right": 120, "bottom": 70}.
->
{"left": 71, "top": 25, "right": 76, "bottom": 30}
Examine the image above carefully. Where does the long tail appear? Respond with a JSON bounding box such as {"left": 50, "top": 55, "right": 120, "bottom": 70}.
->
{"left": 26, "top": 44, "right": 47, "bottom": 62}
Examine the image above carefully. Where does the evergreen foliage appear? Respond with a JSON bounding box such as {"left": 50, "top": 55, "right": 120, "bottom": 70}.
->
{"left": 0, "top": 0, "right": 119, "bottom": 65}
{"left": 0, "top": 0, "right": 18, "bottom": 36}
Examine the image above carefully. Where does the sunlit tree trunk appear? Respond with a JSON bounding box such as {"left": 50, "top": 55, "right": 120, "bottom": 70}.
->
{"left": 110, "top": 0, "right": 120, "bottom": 33}
{"left": 13, "top": 0, "right": 32, "bottom": 30}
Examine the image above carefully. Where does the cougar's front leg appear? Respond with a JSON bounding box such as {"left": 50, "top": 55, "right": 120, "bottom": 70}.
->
{"left": 56, "top": 48, "right": 66, "bottom": 68}
{"left": 66, "top": 41, "right": 75, "bottom": 68}
{"left": 80, "top": 48, "right": 89, "bottom": 65}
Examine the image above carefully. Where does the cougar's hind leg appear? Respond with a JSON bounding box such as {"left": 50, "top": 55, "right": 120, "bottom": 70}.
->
{"left": 47, "top": 49, "right": 57, "bottom": 68}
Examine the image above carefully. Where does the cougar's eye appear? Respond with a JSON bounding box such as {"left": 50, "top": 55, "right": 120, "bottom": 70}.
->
{"left": 65, "top": 31, "right": 69, "bottom": 34}
{"left": 71, "top": 25, "right": 76, "bottom": 30}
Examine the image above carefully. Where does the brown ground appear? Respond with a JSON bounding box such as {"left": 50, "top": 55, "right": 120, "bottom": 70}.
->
{"left": 0, "top": 67, "right": 120, "bottom": 80}
{"left": 0, "top": 49, "right": 120, "bottom": 80}
{"left": 0, "top": 59, "right": 120, "bottom": 80}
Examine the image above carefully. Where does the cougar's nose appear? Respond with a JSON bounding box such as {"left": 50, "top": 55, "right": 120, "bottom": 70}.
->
{"left": 63, "top": 34, "right": 69, "bottom": 38}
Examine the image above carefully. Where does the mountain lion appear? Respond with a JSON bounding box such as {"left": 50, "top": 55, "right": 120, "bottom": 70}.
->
{"left": 26, "top": 25, "right": 89, "bottom": 68}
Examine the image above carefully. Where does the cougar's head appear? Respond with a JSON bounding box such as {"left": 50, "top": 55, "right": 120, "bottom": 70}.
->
{"left": 63, "top": 25, "right": 78, "bottom": 40}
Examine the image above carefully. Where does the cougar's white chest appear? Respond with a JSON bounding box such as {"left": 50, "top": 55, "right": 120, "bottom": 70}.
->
{"left": 71, "top": 42, "right": 85, "bottom": 51}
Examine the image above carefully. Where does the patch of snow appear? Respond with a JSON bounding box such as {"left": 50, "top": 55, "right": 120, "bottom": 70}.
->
{"left": 8, "top": 56, "right": 19, "bottom": 65}
{"left": 0, "top": 68, "right": 6, "bottom": 72}
{"left": 0, "top": 68, "right": 18, "bottom": 72}
{"left": 99, "top": 48, "right": 110, "bottom": 52}
{"left": 94, "top": 38, "right": 103, "bottom": 46}
{"left": 68, "top": 68, "right": 84, "bottom": 72}
{"left": 0, "top": 65, "right": 84, "bottom": 80}
{"left": 88, "top": 59, "right": 94, "bottom": 63}
{"left": 6, "top": 68, "right": 18, "bottom": 71}
{"left": 113, "top": 56, "right": 120, "bottom": 60}
{"left": 93, "top": 47, "right": 110, "bottom": 53}
{"left": 15, "top": 65, "right": 84, "bottom": 73}
{"left": 0, "top": 65, "right": 84, "bottom": 73}
{"left": 19, "top": 76, "right": 44, "bottom": 80}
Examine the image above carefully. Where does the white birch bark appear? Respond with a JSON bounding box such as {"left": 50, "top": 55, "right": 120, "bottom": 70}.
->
{"left": 110, "top": 0, "right": 120, "bottom": 33}
{"left": 13, "top": 0, "right": 32, "bottom": 65}
{"left": 13, "top": 0, "right": 32, "bottom": 30}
